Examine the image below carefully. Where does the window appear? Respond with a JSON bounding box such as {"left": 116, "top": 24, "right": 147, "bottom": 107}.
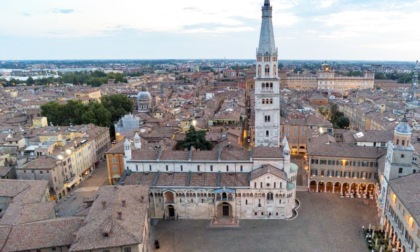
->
{"left": 270, "top": 83, "right": 273, "bottom": 88}
{"left": 265, "top": 115, "right": 271, "bottom": 122}
{"left": 254, "top": 182, "right": 257, "bottom": 188}
{"left": 40, "top": 171, "right": 43, "bottom": 174}
{"left": 401, "top": 154, "right": 405, "bottom": 158}
{"left": 260, "top": 182, "right": 263, "bottom": 188}
{"left": 274, "top": 182, "right": 276, "bottom": 188}
{"left": 166, "top": 165, "right": 169, "bottom": 171}
{"left": 267, "top": 192, "right": 273, "bottom": 200}
{"left": 226, "top": 165, "right": 229, "bottom": 172}
{"left": 266, "top": 131, "right": 269, "bottom": 137}
{"left": 210, "top": 165, "right": 213, "bottom": 172}
{"left": 149, "top": 165, "right": 152, "bottom": 171}
{"left": 112, "top": 158, "right": 116, "bottom": 163}
{"left": 180, "top": 165, "right": 183, "bottom": 172}
{"left": 240, "top": 165, "right": 243, "bottom": 172}
{"left": 113, "top": 165, "right": 118, "bottom": 172}
{"left": 245, "top": 199, "right": 248, "bottom": 205}
{"left": 399, "top": 168, "right": 403, "bottom": 174}
{"left": 123, "top": 247, "right": 132, "bottom": 252}
{"left": 265, "top": 65, "right": 270, "bottom": 75}
{"left": 135, "top": 165, "right": 138, "bottom": 171}
{"left": 197, "top": 165, "right": 200, "bottom": 172}
{"left": 402, "top": 140, "right": 405, "bottom": 146}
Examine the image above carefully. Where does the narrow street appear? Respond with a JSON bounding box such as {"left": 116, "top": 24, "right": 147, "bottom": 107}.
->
{"left": 56, "top": 160, "right": 109, "bottom": 217}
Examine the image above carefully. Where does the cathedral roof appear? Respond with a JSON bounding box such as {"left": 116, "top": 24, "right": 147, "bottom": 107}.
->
{"left": 395, "top": 117, "right": 411, "bottom": 135}
{"left": 136, "top": 91, "right": 151, "bottom": 100}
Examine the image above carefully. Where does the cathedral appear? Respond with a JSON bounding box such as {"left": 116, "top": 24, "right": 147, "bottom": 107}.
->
{"left": 121, "top": 0, "right": 298, "bottom": 221}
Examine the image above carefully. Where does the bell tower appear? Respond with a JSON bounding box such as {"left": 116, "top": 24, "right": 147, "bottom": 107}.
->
{"left": 254, "top": 0, "right": 280, "bottom": 147}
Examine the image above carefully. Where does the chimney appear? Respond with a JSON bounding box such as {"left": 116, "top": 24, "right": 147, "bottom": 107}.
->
{"left": 122, "top": 200, "right": 126, "bottom": 207}
{"left": 101, "top": 201, "right": 106, "bottom": 209}
{"left": 117, "top": 211, "right": 122, "bottom": 220}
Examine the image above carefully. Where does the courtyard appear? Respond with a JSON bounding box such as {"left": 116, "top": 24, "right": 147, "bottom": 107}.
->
{"left": 152, "top": 192, "right": 379, "bottom": 252}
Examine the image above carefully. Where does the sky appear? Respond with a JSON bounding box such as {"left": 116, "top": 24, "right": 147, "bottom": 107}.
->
{"left": 0, "top": 0, "right": 419, "bottom": 61}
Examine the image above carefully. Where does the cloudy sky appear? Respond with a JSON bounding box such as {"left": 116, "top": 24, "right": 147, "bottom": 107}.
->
{"left": 0, "top": 0, "right": 419, "bottom": 61}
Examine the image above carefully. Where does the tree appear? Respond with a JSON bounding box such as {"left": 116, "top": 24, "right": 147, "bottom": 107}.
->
{"left": 26, "top": 76, "right": 35, "bottom": 85}
{"left": 318, "top": 106, "right": 329, "bottom": 117}
{"left": 101, "top": 94, "right": 134, "bottom": 123}
{"left": 336, "top": 116, "right": 350, "bottom": 129}
{"left": 178, "top": 126, "right": 213, "bottom": 151}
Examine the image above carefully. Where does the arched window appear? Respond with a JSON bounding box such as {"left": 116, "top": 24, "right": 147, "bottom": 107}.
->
{"left": 262, "top": 99, "right": 265, "bottom": 104}
{"left": 266, "top": 130, "right": 269, "bottom": 137}
{"left": 262, "top": 83, "right": 265, "bottom": 89}
{"left": 402, "top": 140, "right": 405, "bottom": 146}
{"left": 267, "top": 192, "right": 273, "bottom": 200}
{"left": 265, "top": 65, "right": 270, "bottom": 75}
{"left": 397, "top": 139, "right": 399, "bottom": 145}
{"left": 269, "top": 99, "right": 273, "bottom": 104}
{"left": 270, "top": 83, "right": 273, "bottom": 88}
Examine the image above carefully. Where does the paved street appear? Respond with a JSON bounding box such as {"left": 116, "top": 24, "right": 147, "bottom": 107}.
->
{"left": 291, "top": 154, "right": 307, "bottom": 187}
{"left": 153, "top": 192, "right": 379, "bottom": 252}
{"left": 56, "top": 160, "right": 109, "bottom": 217}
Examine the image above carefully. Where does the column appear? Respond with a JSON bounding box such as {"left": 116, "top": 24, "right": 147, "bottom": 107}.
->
{"left": 340, "top": 184, "right": 343, "bottom": 194}
{"left": 324, "top": 183, "right": 327, "bottom": 193}
{"left": 316, "top": 182, "right": 319, "bottom": 192}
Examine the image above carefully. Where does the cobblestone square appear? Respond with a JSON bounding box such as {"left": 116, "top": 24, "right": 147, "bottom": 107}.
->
{"left": 152, "top": 192, "right": 379, "bottom": 252}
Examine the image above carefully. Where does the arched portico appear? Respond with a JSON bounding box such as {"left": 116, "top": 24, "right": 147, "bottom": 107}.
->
{"left": 318, "top": 181, "right": 325, "bottom": 193}
{"left": 217, "top": 202, "right": 232, "bottom": 217}
{"left": 334, "top": 182, "right": 341, "bottom": 194}
{"left": 310, "top": 181, "right": 317, "bottom": 192}
{"left": 326, "top": 182, "right": 333, "bottom": 193}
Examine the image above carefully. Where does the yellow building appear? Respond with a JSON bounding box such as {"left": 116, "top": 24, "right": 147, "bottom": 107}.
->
{"left": 75, "top": 89, "right": 102, "bottom": 103}
{"left": 32, "top": 116, "right": 48, "bottom": 128}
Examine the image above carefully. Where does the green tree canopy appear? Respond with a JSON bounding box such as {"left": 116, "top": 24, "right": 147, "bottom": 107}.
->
{"left": 178, "top": 126, "right": 213, "bottom": 151}
{"left": 40, "top": 94, "right": 132, "bottom": 138}
{"left": 101, "top": 94, "right": 134, "bottom": 123}
{"left": 336, "top": 116, "right": 350, "bottom": 129}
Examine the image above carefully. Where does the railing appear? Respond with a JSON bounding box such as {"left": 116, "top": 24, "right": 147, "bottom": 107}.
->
{"left": 216, "top": 197, "right": 234, "bottom": 201}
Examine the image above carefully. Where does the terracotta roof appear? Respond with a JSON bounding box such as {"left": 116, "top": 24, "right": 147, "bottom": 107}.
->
{"left": 156, "top": 173, "right": 188, "bottom": 186}
{"left": 308, "top": 135, "right": 386, "bottom": 159}
{"left": 389, "top": 173, "right": 420, "bottom": 224}
{"left": 0, "top": 179, "right": 48, "bottom": 204}
{"left": 1, "top": 217, "right": 84, "bottom": 252}
{"left": 251, "top": 164, "right": 287, "bottom": 181}
{"left": 189, "top": 173, "right": 218, "bottom": 187}
{"left": 253, "top": 147, "right": 284, "bottom": 159}
{"left": 25, "top": 156, "right": 58, "bottom": 169}
{"left": 0, "top": 202, "right": 55, "bottom": 226}
{"left": 70, "top": 185, "right": 149, "bottom": 251}
{"left": 220, "top": 173, "right": 249, "bottom": 187}
{"left": 352, "top": 130, "right": 393, "bottom": 143}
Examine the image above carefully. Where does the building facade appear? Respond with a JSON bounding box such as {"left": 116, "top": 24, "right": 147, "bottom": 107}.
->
{"left": 119, "top": 1, "right": 297, "bottom": 222}
{"left": 280, "top": 64, "right": 375, "bottom": 92}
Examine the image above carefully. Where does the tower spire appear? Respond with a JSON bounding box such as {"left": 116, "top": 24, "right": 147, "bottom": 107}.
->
{"left": 258, "top": 0, "right": 276, "bottom": 56}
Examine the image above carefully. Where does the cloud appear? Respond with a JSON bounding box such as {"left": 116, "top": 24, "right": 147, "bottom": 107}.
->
{"left": 52, "top": 8, "right": 74, "bottom": 14}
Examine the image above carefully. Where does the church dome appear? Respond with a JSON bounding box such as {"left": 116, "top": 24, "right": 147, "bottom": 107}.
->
{"left": 395, "top": 118, "right": 411, "bottom": 135}
{"left": 137, "top": 91, "right": 151, "bottom": 100}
